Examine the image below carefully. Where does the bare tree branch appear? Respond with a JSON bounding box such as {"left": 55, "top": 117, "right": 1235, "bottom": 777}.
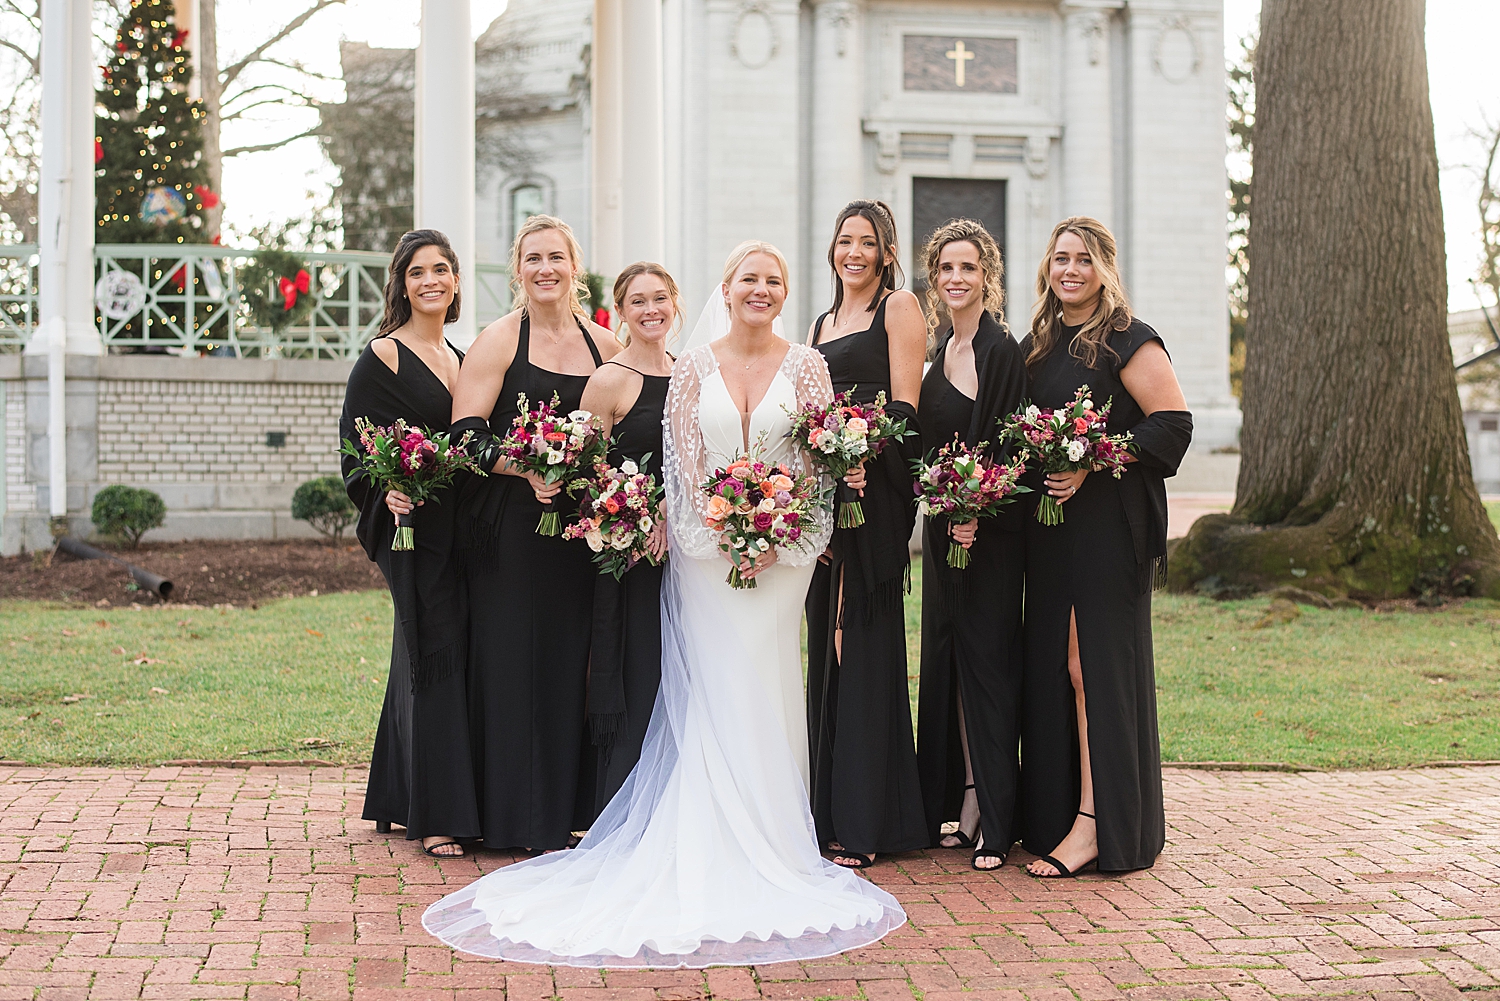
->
{"left": 0, "top": 36, "right": 38, "bottom": 75}
{"left": 218, "top": 0, "right": 344, "bottom": 91}
{"left": 222, "top": 126, "right": 322, "bottom": 158}
{"left": 254, "top": 56, "right": 341, "bottom": 82}
{"left": 221, "top": 96, "right": 321, "bottom": 123}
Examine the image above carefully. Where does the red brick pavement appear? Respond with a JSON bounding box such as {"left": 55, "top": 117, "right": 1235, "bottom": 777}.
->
{"left": 1, "top": 764, "right": 1497, "bottom": 1001}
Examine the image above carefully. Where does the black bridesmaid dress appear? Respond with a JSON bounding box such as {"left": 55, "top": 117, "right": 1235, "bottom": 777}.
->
{"left": 804, "top": 296, "right": 928, "bottom": 858}
{"left": 456, "top": 316, "right": 604, "bottom": 850}
{"left": 914, "top": 312, "right": 1028, "bottom": 859}
{"left": 1018, "top": 319, "right": 1192, "bottom": 872}
{"left": 341, "top": 338, "right": 481, "bottom": 843}
{"left": 589, "top": 362, "right": 670, "bottom": 816}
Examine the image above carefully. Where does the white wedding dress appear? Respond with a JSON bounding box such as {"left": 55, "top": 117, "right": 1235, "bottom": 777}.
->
{"left": 422, "top": 342, "right": 906, "bottom": 968}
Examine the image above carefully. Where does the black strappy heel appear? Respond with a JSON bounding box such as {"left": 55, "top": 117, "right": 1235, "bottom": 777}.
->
{"left": 1028, "top": 810, "right": 1097, "bottom": 879}
{"left": 940, "top": 784, "right": 979, "bottom": 849}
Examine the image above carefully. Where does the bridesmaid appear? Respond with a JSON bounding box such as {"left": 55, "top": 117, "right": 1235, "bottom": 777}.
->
{"left": 804, "top": 200, "right": 928, "bottom": 869}
{"left": 1019, "top": 217, "right": 1192, "bottom": 877}
{"left": 343, "top": 229, "right": 479, "bottom": 858}
{"left": 578, "top": 262, "right": 677, "bottom": 815}
{"left": 913, "top": 219, "right": 1028, "bottom": 871}
{"left": 450, "top": 215, "right": 619, "bottom": 850}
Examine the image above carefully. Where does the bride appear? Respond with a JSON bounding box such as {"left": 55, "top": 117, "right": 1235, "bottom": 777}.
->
{"left": 422, "top": 241, "right": 906, "bottom": 968}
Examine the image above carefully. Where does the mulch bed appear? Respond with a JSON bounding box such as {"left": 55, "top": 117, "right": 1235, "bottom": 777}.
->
{"left": 0, "top": 539, "right": 384, "bottom": 606}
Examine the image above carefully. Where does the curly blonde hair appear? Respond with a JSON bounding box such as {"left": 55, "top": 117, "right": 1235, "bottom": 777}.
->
{"left": 1025, "top": 216, "right": 1132, "bottom": 372}
{"left": 611, "top": 261, "right": 683, "bottom": 347}
{"left": 920, "top": 218, "right": 1006, "bottom": 351}
{"left": 508, "top": 214, "right": 590, "bottom": 320}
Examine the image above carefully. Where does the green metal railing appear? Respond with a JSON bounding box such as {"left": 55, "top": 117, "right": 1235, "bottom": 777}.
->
{"left": 0, "top": 244, "right": 511, "bottom": 358}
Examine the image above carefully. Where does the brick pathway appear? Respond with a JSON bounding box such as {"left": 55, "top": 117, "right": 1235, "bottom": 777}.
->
{"left": 1, "top": 764, "right": 1497, "bottom": 1001}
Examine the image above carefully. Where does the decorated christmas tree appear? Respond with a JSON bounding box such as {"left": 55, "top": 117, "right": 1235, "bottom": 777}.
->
{"left": 96, "top": 0, "right": 216, "bottom": 244}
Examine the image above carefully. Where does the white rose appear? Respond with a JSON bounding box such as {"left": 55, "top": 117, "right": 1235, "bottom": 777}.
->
{"left": 547, "top": 450, "right": 565, "bottom": 465}
{"left": 1025, "top": 405, "right": 1041, "bottom": 419}
{"left": 621, "top": 459, "right": 639, "bottom": 475}
{"left": 1066, "top": 439, "right": 1086, "bottom": 463}
{"left": 584, "top": 528, "right": 604, "bottom": 552}
{"left": 759, "top": 497, "right": 777, "bottom": 513}
{"left": 1081, "top": 399, "right": 1094, "bottom": 411}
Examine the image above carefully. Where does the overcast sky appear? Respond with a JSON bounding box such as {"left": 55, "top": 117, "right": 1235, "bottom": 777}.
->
{"left": 219, "top": 0, "right": 1500, "bottom": 315}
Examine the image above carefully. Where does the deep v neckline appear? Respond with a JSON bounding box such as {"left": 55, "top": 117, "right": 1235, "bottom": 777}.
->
{"left": 393, "top": 338, "right": 461, "bottom": 397}
{"left": 709, "top": 366, "right": 790, "bottom": 454}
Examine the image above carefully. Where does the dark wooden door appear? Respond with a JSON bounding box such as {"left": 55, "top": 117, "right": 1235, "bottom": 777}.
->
{"left": 910, "top": 178, "right": 1006, "bottom": 289}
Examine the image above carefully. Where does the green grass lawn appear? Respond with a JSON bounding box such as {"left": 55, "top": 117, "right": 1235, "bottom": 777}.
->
{"left": 1489, "top": 500, "right": 1500, "bottom": 532}
{"left": 3, "top": 571, "right": 1500, "bottom": 768}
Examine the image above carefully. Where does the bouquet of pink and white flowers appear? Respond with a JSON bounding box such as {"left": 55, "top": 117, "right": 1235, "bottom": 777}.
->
{"left": 497, "top": 391, "right": 608, "bottom": 535}
{"left": 784, "top": 389, "right": 915, "bottom": 528}
{"left": 700, "top": 439, "right": 821, "bottom": 589}
{"left": 339, "top": 418, "right": 485, "bottom": 550}
{"left": 998, "top": 384, "right": 1133, "bottom": 526}
{"left": 563, "top": 457, "right": 665, "bottom": 579}
{"left": 911, "top": 436, "right": 1029, "bottom": 569}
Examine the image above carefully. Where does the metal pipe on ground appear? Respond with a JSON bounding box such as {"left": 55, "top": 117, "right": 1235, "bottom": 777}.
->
{"left": 55, "top": 537, "right": 174, "bottom": 599}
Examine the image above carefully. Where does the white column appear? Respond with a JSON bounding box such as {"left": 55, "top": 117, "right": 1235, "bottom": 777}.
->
{"left": 416, "top": 0, "right": 476, "bottom": 344}
{"left": 1059, "top": 1, "right": 1118, "bottom": 226}
{"left": 808, "top": 0, "right": 863, "bottom": 318}
{"left": 591, "top": 0, "right": 623, "bottom": 275}
{"left": 35, "top": 0, "right": 99, "bottom": 522}
{"left": 618, "top": 0, "right": 664, "bottom": 267}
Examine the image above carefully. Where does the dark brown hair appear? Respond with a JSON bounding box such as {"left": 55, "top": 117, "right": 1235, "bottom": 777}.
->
{"left": 1025, "top": 216, "right": 1131, "bottom": 372}
{"left": 827, "top": 199, "right": 902, "bottom": 318}
{"left": 919, "top": 218, "right": 1005, "bottom": 352}
{"left": 378, "top": 229, "right": 462, "bottom": 337}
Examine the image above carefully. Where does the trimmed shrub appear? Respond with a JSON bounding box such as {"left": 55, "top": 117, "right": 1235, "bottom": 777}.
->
{"left": 292, "top": 476, "right": 357, "bottom": 543}
{"left": 91, "top": 485, "right": 166, "bottom": 548}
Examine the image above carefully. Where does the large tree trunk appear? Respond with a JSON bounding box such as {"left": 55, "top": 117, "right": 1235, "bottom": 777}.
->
{"left": 1171, "top": 0, "right": 1500, "bottom": 600}
{"left": 198, "top": 0, "right": 223, "bottom": 239}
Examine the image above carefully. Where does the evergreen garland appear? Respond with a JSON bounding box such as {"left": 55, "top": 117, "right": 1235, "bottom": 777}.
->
{"left": 96, "top": 0, "right": 213, "bottom": 245}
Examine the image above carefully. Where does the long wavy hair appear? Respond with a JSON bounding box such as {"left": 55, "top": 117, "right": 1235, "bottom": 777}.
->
{"left": 509, "top": 214, "right": 590, "bottom": 320}
{"left": 377, "top": 229, "right": 461, "bottom": 337}
{"left": 920, "top": 218, "right": 1006, "bottom": 352}
{"left": 1026, "top": 216, "right": 1132, "bottom": 372}
{"left": 611, "top": 261, "right": 683, "bottom": 347}
{"left": 826, "top": 199, "right": 903, "bottom": 318}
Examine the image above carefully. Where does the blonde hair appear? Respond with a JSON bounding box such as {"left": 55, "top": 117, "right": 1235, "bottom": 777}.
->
{"left": 611, "top": 261, "right": 683, "bottom": 347}
{"left": 721, "top": 240, "right": 791, "bottom": 294}
{"left": 1026, "top": 216, "right": 1132, "bottom": 372}
{"left": 509, "top": 214, "right": 590, "bottom": 319}
{"left": 920, "top": 218, "right": 1006, "bottom": 351}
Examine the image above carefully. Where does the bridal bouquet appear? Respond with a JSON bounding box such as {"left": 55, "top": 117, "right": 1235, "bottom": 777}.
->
{"left": 784, "top": 389, "right": 914, "bottom": 529}
{"left": 339, "top": 418, "right": 485, "bottom": 551}
{"left": 497, "top": 391, "right": 608, "bottom": 535}
{"left": 564, "top": 457, "right": 665, "bottom": 579}
{"left": 911, "top": 436, "right": 1029, "bottom": 569}
{"left": 700, "top": 440, "right": 820, "bottom": 589}
{"left": 998, "top": 385, "right": 1133, "bottom": 526}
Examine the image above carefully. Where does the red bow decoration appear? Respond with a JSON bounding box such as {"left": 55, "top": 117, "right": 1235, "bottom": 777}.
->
{"left": 172, "top": 29, "right": 189, "bottom": 49}
{"left": 194, "top": 185, "right": 219, "bottom": 208}
{"left": 94, "top": 138, "right": 104, "bottom": 164}
{"left": 279, "top": 269, "right": 311, "bottom": 311}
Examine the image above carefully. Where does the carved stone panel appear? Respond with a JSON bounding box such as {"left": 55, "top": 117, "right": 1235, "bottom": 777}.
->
{"left": 902, "top": 35, "right": 1017, "bottom": 93}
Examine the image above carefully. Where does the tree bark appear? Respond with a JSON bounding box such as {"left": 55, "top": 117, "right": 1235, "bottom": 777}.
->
{"left": 198, "top": 0, "right": 222, "bottom": 239}
{"left": 1171, "top": 0, "right": 1500, "bottom": 599}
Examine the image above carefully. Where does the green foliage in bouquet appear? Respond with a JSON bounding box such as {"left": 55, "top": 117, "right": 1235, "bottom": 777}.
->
{"left": 292, "top": 477, "right": 357, "bottom": 543}
{"left": 91, "top": 485, "right": 167, "bottom": 548}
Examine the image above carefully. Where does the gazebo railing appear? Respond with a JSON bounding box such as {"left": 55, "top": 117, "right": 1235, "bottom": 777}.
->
{"left": 0, "top": 244, "right": 511, "bottom": 358}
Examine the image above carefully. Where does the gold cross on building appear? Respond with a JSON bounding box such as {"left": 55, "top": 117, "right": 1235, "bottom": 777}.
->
{"left": 945, "top": 39, "right": 975, "bottom": 87}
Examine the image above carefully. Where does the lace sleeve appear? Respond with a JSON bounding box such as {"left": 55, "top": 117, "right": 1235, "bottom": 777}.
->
{"left": 779, "top": 345, "right": 835, "bottom": 566}
{"left": 662, "top": 346, "right": 723, "bottom": 560}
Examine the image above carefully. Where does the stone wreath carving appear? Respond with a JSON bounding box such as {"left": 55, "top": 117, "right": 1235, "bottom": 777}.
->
{"left": 1151, "top": 16, "right": 1201, "bottom": 84}
{"left": 730, "top": 2, "right": 780, "bottom": 69}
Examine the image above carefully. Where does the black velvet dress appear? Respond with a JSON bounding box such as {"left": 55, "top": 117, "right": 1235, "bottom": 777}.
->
{"left": 589, "top": 362, "right": 669, "bottom": 817}
{"left": 804, "top": 296, "right": 928, "bottom": 857}
{"left": 1018, "top": 319, "right": 1192, "bottom": 872}
{"left": 341, "top": 338, "right": 481, "bottom": 843}
{"left": 455, "top": 316, "right": 604, "bottom": 849}
{"left": 914, "top": 312, "right": 1029, "bottom": 857}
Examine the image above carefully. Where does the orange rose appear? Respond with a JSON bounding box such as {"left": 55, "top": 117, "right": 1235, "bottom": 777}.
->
{"left": 706, "top": 494, "right": 732, "bottom": 527}
{"left": 759, "top": 480, "right": 777, "bottom": 497}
